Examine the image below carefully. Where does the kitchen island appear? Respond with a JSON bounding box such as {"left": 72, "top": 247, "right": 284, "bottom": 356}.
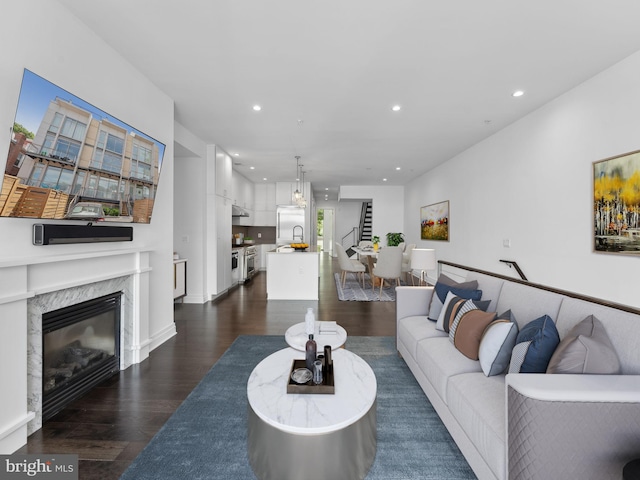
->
{"left": 266, "top": 246, "right": 320, "bottom": 300}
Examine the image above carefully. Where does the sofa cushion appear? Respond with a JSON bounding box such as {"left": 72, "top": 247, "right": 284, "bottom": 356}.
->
{"left": 447, "top": 372, "right": 506, "bottom": 480}
{"left": 555, "top": 297, "right": 640, "bottom": 375}
{"left": 547, "top": 315, "right": 621, "bottom": 374}
{"left": 428, "top": 274, "right": 479, "bottom": 322}
{"left": 465, "top": 271, "right": 505, "bottom": 313}
{"left": 415, "top": 337, "right": 482, "bottom": 404}
{"left": 509, "top": 315, "right": 560, "bottom": 373}
{"left": 397, "top": 315, "right": 448, "bottom": 360}
{"left": 495, "top": 282, "right": 563, "bottom": 330}
{"left": 479, "top": 310, "right": 519, "bottom": 376}
{"left": 449, "top": 308, "right": 497, "bottom": 360}
{"left": 435, "top": 289, "right": 485, "bottom": 332}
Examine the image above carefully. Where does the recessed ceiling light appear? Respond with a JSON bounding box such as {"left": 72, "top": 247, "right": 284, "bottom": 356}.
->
{"left": 253, "top": 105, "right": 262, "bottom": 111}
{"left": 395, "top": 167, "right": 401, "bottom": 171}
{"left": 512, "top": 90, "right": 524, "bottom": 98}
{"left": 392, "top": 105, "right": 401, "bottom": 112}
{"left": 383, "top": 178, "right": 387, "bottom": 182}
{"left": 263, "top": 177, "right": 267, "bottom": 181}
{"left": 250, "top": 166, "right": 255, "bottom": 170}
{"left": 325, "top": 188, "right": 329, "bottom": 191}
{"left": 233, "top": 153, "right": 239, "bottom": 157}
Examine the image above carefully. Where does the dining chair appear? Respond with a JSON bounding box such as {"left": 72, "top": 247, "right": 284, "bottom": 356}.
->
{"left": 335, "top": 243, "right": 366, "bottom": 287}
{"left": 371, "top": 246, "right": 403, "bottom": 296}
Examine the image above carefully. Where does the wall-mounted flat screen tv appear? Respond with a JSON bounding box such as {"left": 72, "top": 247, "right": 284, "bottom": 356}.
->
{"left": 3, "top": 69, "right": 165, "bottom": 224}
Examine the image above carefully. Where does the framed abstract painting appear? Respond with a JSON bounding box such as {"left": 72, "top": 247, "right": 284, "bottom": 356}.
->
{"left": 420, "top": 201, "right": 449, "bottom": 241}
{"left": 593, "top": 150, "right": 640, "bottom": 255}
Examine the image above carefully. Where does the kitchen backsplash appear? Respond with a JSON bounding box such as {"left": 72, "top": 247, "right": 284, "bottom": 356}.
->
{"left": 232, "top": 226, "right": 276, "bottom": 244}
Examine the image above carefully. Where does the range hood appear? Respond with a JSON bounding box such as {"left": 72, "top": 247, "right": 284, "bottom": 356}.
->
{"left": 232, "top": 205, "right": 250, "bottom": 217}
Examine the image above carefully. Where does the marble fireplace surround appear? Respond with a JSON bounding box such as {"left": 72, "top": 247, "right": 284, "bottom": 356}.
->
{"left": 0, "top": 248, "right": 160, "bottom": 452}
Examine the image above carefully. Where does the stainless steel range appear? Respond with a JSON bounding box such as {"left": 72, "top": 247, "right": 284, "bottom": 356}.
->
{"left": 244, "top": 245, "right": 257, "bottom": 281}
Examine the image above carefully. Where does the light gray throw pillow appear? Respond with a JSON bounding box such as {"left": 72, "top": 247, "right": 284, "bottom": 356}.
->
{"left": 546, "top": 315, "right": 621, "bottom": 374}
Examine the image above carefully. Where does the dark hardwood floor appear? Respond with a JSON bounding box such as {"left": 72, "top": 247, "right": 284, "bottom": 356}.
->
{"left": 18, "top": 252, "right": 397, "bottom": 479}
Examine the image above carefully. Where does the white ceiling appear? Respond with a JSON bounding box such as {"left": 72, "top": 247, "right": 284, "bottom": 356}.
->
{"left": 58, "top": 0, "right": 640, "bottom": 201}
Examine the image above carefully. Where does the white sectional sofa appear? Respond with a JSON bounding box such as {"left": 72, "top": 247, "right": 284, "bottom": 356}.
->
{"left": 396, "top": 262, "right": 640, "bottom": 480}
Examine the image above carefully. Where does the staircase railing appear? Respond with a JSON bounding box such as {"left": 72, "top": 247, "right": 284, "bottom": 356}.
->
{"left": 341, "top": 227, "right": 358, "bottom": 247}
{"left": 499, "top": 260, "right": 527, "bottom": 281}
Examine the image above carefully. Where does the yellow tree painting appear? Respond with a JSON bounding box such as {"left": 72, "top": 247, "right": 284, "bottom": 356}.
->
{"left": 594, "top": 150, "right": 640, "bottom": 255}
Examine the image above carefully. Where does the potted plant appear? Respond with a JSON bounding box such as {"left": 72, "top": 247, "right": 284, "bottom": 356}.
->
{"left": 386, "top": 232, "right": 405, "bottom": 247}
{"left": 372, "top": 235, "right": 380, "bottom": 251}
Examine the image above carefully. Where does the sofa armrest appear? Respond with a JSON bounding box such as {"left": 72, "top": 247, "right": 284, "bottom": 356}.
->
{"left": 506, "top": 373, "right": 640, "bottom": 402}
{"left": 396, "top": 286, "right": 434, "bottom": 323}
{"left": 506, "top": 374, "right": 640, "bottom": 480}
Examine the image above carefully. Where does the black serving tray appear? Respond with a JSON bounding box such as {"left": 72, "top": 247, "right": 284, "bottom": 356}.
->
{"left": 286, "top": 359, "right": 334, "bottom": 394}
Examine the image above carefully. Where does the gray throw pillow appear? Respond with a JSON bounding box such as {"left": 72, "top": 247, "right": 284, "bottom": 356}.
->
{"left": 547, "top": 315, "right": 621, "bottom": 374}
{"left": 427, "top": 274, "right": 479, "bottom": 322}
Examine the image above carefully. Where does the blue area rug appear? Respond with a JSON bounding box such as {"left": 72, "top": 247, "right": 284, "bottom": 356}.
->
{"left": 120, "top": 336, "right": 475, "bottom": 480}
{"left": 334, "top": 273, "right": 402, "bottom": 301}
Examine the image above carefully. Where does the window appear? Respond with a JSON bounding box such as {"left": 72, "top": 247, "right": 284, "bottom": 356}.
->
{"left": 53, "top": 137, "right": 81, "bottom": 162}
{"left": 41, "top": 166, "right": 62, "bottom": 190}
{"left": 47, "top": 113, "right": 63, "bottom": 135}
{"left": 131, "top": 143, "right": 153, "bottom": 180}
{"left": 59, "top": 117, "right": 86, "bottom": 141}
{"left": 28, "top": 163, "right": 45, "bottom": 186}
{"left": 13, "top": 153, "right": 23, "bottom": 168}
{"left": 72, "top": 171, "right": 86, "bottom": 195}
{"left": 92, "top": 131, "right": 123, "bottom": 173}
{"left": 97, "top": 177, "right": 120, "bottom": 200}
{"left": 42, "top": 133, "right": 56, "bottom": 155}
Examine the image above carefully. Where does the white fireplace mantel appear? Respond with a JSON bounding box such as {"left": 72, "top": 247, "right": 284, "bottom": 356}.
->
{"left": 0, "top": 248, "right": 156, "bottom": 453}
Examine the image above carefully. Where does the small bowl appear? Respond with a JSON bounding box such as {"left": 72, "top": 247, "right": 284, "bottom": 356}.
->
{"left": 291, "top": 368, "right": 312, "bottom": 384}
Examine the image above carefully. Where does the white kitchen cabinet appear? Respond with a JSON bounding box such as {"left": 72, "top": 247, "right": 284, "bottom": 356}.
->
{"left": 232, "top": 170, "right": 255, "bottom": 226}
{"left": 173, "top": 259, "right": 187, "bottom": 300}
{"left": 215, "top": 195, "right": 232, "bottom": 294}
{"left": 260, "top": 244, "right": 276, "bottom": 269}
{"left": 254, "top": 183, "right": 276, "bottom": 226}
{"left": 275, "top": 182, "right": 296, "bottom": 206}
{"left": 215, "top": 148, "right": 233, "bottom": 199}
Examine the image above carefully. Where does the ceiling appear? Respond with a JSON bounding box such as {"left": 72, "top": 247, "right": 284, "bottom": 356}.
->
{"left": 58, "top": 0, "right": 640, "bottom": 201}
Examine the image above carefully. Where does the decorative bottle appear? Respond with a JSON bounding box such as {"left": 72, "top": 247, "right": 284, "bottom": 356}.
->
{"left": 305, "top": 307, "right": 315, "bottom": 336}
{"left": 324, "top": 345, "right": 333, "bottom": 376}
{"left": 305, "top": 334, "right": 317, "bottom": 371}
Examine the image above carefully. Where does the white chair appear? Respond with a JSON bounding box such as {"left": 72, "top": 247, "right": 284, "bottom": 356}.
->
{"left": 371, "top": 246, "right": 403, "bottom": 296}
{"left": 335, "top": 243, "right": 366, "bottom": 288}
{"left": 401, "top": 243, "right": 416, "bottom": 284}
{"left": 397, "top": 242, "right": 406, "bottom": 252}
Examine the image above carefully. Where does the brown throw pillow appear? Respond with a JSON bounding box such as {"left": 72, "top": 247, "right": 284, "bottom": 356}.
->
{"left": 450, "top": 308, "right": 497, "bottom": 360}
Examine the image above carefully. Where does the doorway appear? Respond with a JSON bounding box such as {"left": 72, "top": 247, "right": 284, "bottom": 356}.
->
{"left": 317, "top": 208, "right": 335, "bottom": 256}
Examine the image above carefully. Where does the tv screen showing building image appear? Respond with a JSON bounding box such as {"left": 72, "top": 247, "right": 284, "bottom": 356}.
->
{"left": 3, "top": 69, "right": 165, "bottom": 224}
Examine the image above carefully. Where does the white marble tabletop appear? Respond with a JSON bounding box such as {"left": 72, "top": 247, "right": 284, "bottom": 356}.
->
{"left": 247, "top": 347, "right": 377, "bottom": 435}
{"left": 284, "top": 321, "right": 347, "bottom": 351}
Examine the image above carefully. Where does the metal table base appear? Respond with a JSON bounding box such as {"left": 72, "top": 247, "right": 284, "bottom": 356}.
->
{"left": 248, "top": 400, "right": 377, "bottom": 480}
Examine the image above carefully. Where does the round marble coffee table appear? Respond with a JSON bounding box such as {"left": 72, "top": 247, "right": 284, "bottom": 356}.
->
{"left": 247, "top": 347, "right": 377, "bottom": 480}
{"left": 284, "top": 321, "right": 347, "bottom": 351}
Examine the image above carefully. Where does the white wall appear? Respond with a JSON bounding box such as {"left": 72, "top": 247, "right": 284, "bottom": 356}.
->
{"left": 174, "top": 122, "right": 208, "bottom": 303}
{"left": 340, "top": 185, "right": 405, "bottom": 245}
{"left": 0, "top": 2, "right": 175, "bottom": 344}
{"left": 405, "top": 50, "right": 640, "bottom": 309}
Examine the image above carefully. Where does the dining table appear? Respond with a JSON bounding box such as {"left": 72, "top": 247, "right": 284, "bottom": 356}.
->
{"left": 351, "top": 246, "right": 381, "bottom": 286}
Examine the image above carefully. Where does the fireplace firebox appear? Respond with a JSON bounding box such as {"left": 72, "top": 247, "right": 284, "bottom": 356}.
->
{"left": 42, "top": 292, "right": 121, "bottom": 421}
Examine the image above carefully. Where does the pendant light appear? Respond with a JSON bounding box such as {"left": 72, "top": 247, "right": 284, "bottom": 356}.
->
{"left": 292, "top": 156, "right": 302, "bottom": 203}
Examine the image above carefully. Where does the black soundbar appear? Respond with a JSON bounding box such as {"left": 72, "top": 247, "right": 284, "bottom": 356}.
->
{"left": 33, "top": 223, "right": 134, "bottom": 245}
